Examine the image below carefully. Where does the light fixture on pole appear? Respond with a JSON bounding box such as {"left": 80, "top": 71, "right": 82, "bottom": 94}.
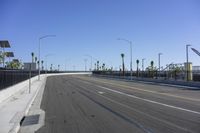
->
{"left": 38, "top": 35, "right": 56, "bottom": 80}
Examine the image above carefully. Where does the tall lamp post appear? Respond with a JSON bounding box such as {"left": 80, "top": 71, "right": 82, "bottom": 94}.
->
{"left": 186, "top": 44, "right": 191, "bottom": 81}
{"left": 158, "top": 53, "right": 163, "bottom": 78}
{"left": 38, "top": 35, "right": 56, "bottom": 80}
{"left": 117, "top": 38, "right": 133, "bottom": 80}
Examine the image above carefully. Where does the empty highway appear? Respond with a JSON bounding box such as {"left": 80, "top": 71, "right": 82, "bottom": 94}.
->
{"left": 36, "top": 75, "right": 200, "bottom": 133}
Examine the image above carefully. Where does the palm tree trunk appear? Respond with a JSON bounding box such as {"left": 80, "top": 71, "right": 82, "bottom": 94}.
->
{"left": 122, "top": 58, "right": 125, "bottom": 76}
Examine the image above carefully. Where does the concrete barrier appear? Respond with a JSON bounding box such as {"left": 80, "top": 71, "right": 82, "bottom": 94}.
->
{"left": 0, "top": 72, "right": 91, "bottom": 104}
{"left": 93, "top": 74, "right": 200, "bottom": 89}
{"left": 0, "top": 72, "right": 91, "bottom": 133}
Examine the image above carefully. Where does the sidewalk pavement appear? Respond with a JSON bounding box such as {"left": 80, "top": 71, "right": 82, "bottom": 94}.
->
{"left": 0, "top": 72, "right": 91, "bottom": 133}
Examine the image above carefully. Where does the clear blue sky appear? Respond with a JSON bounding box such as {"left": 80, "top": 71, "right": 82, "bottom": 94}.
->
{"left": 1, "top": 0, "right": 200, "bottom": 70}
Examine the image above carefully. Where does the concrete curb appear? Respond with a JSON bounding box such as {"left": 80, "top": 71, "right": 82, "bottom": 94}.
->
{"left": 0, "top": 72, "right": 91, "bottom": 133}
{"left": 8, "top": 76, "right": 47, "bottom": 133}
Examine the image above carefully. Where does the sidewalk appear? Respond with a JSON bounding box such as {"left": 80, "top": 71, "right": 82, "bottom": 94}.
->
{"left": 0, "top": 72, "right": 91, "bottom": 133}
{"left": 0, "top": 75, "right": 47, "bottom": 133}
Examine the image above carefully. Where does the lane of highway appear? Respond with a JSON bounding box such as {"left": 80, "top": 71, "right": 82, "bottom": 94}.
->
{"left": 36, "top": 75, "right": 200, "bottom": 133}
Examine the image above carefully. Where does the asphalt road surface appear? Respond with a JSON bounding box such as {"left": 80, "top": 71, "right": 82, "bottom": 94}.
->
{"left": 36, "top": 75, "right": 200, "bottom": 133}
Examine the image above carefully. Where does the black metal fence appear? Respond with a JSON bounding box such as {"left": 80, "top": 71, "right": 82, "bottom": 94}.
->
{"left": 0, "top": 69, "right": 39, "bottom": 90}
{"left": 0, "top": 69, "right": 88, "bottom": 90}
{"left": 93, "top": 70, "right": 200, "bottom": 82}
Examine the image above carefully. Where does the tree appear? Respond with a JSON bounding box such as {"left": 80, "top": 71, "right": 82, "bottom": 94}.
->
{"left": 121, "top": 53, "right": 125, "bottom": 76}
{"left": 41, "top": 60, "right": 44, "bottom": 70}
{"left": 97, "top": 61, "right": 99, "bottom": 71}
{"left": 136, "top": 59, "right": 139, "bottom": 77}
{"left": 50, "top": 64, "right": 53, "bottom": 71}
{"left": 94, "top": 63, "right": 97, "bottom": 71}
{"left": 150, "top": 61, "right": 154, "bottom": 78}
{"left": 31, "top": 52, "right": 34, "bottom": 63}
{"left": 102, "top": 63, "right": 105, "bottom": 71}
{"left": 58, "top": 64, "right": 60, "bottom": 71}
{"left": 150, "top": 61, "right": 154, "bottom": 70}
{"left": 35, "top": 57, "right": 37, "bottom": 63}
{"left": 6, "top": 61, "right": 22, "bottom": 69}
{"left": 0, "top": 52, "right": 3, "bottom": 64}
{"left": 37, "top": 61, "right": 39, "bottom": 70}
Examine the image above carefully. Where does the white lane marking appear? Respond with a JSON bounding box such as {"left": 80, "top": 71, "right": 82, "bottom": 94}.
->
{"left": 95, "top": 92, "right": 191, "bottom": 132}
{"left": 98, "top": 91, "right": 105, "bottom": 94}
{"left": 96, "top": 85, "right": 200, "bottom": 115}
{"left": 83, "top": 78, "right": 200, "bottom": 102}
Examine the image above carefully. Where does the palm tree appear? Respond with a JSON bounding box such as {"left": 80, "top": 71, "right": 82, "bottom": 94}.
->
{"left": 35, "top": 57, "right": 37, "bottom": 63}
{"left": 150, "top": 61, "right": 154, "bottom": 70}
{"left": 150, "top": 61, "right": 154, "bottom": 78}
{"left": 35, "top": 57, "right": 37, "bottom": 69}
{"left": 136, "top": 59, "right": 139, "bottom": 77}
{"left": 50, "top": 64, "right": 53, "bottom": 71}
{"left": 41, "top": 60, "right": 44, "bottom": 70}
{"left": 97, "top": 61, "right": 99, "bottom": 71}
{"left": 58, "top": 65, "right": 60, "bottom": 71}
{"left": 31, "top": 52, "right": 34, "bottom": 63}
{"left": 121, "top": 53, "right": 125, "bottom": 76}
{"left": 102, "top": 63, "right": 105, "bottom": 71}
{"left": 94, "top": 63, "right": 97, "bottom": 71}
{"left": 37, "top": 61, "right": 39, "bottom": 70}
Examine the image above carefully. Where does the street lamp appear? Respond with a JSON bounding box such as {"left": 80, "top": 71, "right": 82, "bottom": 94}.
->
{"left": 158, "top": 53, "right": 163, "bottom": 78}
{"left": 117, "top": 38, "right": 133, "bottom": 80}
{"left": 186, "top": 44, "right": 191, "bottom": 81}
{"left": 38, "top": 35, "right": 56, "bottom": 80}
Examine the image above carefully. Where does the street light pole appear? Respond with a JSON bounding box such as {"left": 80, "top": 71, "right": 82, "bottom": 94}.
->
{"left": 158, "top": 53, "right": 163, "bottom": 78}
{"left": 38, "top": 35, "right": 56, "bottom": 80}
{"left": 186, "top": 44, "right": 191, "bottom": 81}
{"left": 117, "top": 38, "right": 133, "bottom": 80}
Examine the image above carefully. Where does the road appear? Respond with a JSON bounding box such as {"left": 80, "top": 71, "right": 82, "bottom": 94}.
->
{"left": 36, "top": 75, "right": 200, "bottom": 133}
